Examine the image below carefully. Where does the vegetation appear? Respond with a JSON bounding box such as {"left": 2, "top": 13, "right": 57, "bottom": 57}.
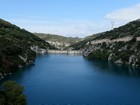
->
{"left": 82, "top": 19, "right": 140, "bottom": 67}
{"left": 68, "top": 34, "right": 98, "bottom": 50}
{"left": 94, "top": 19, "right": 140, "bottom": 40}
{"left": 69, "top": 19, "right": 140, "bottom": 50}
{"left": 35, "top": 33, "right": 82, "bottom": 45}
{"left": 35, "top": 33, "right": 82, "bottom": 49}
{"left": 88, "top": 49, "right": 110, "bottom": 60}
{"left": 0, "top": 19, "right": 52, "bottom": 75}
{"left": 0, "top": 81, "right": 26, "bottom": 105}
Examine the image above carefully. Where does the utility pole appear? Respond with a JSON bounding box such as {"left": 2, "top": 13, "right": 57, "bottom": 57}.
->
{"left": 111, "top": 21, "right": 115, "bottom": 30}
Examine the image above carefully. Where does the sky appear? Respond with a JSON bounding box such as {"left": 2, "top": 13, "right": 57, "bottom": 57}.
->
{"left": 1, "top": 0, "right": 140, "bottom": 37}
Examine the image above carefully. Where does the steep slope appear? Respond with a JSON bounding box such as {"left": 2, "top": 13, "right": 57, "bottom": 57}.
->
{"left": 82, "top": 19, "right": 140, "bottom": 67}
{"left": 0, "top": 19, "right": 52, "bottom": 79}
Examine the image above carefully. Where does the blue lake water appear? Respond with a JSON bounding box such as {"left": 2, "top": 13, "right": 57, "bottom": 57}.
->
{"left": 2, "top": 54, "right": 140, "bottom": 105}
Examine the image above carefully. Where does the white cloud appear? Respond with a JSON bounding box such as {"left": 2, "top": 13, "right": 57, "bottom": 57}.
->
{"left": 6, "top": 3, "right": 140, "bottom": 37}
{"left": 106, "top": 3, "right": 140, "bottom": 21}
{"left": 7, "top": 18, "right": 110, "bottom": 38}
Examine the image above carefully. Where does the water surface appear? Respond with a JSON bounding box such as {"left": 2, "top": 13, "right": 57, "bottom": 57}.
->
{"left": 2, "top": 54, "right": 140, "bottom": 105}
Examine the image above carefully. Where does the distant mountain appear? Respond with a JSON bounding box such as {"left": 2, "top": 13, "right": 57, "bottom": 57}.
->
{"left": 0, "top": 19, "right": 53, "bottom": 79}
{"left": 34, "top": 33, "right": 82, "bottom": 49}
{"left": 73, "top": 19, "right": 140, "bottom": 67}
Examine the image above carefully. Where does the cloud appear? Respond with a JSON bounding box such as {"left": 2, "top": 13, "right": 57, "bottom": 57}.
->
{"left": 7, "top": 17, "right": 110, "bottom": 38}
{"left": 6, "top": 3, "right": 140, "bottom": 37}
{"left": 106, "top": 3, "right": 140, "bottom": 21}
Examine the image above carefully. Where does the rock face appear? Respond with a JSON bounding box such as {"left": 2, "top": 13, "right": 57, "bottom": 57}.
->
{"left": 83, "top": 38, "right": 140, "bottom": 67}
{"left": 82, "top": 19, "right": 140, "bottom": 67}
{"left": 0, "top": 19, "right": 52, "bottom": 80}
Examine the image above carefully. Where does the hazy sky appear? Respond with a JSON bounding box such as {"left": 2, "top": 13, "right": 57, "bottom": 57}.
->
{"left": 1, "top": 0, "right": 140, "bottom": 37}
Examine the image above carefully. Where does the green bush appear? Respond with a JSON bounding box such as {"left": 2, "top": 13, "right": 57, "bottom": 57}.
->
{"left": 88, "top": 49, "right": 110, "bottom": 60}
{"left": 0, "top": 81, "right": 26, "bottom": 105}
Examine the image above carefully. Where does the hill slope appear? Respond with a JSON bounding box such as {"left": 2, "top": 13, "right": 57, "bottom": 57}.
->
{"left": 68, "top": 34, "right": 99, "bottom": 50}
{"left": 70, "top": 19, "right": 140, "bottom": 50}
{"left": 80, "top": 19, "right": 140, "bottom": 67}
{"left": 0, "top": 19, "right": 52, "bottom": 79}
{"left": 35, "top": 33, "right": 82, "bottom": 49}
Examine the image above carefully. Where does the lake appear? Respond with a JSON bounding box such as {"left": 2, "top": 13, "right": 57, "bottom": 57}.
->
{"left": 2, "top": 54, "right": 140, "bottom": 105}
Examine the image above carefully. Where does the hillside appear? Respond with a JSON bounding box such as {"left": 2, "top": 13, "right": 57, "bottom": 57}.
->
{"left": 70, "top": 19, "right": 140, "bottom": 50}
{"left": 68, "top": 34, "right": 99, "bottom": 50}
{"left": 34, "top": 33, "right": 82, "bottom": 49}
{"left": 81, "top": 19, "right": 140, "bottom": 67}
{"left": 0, "top": 19, "right": 52, "bottom": 79}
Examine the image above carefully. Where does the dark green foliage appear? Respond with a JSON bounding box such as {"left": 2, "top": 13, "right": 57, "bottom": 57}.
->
{"left": 0, "top": 19, "right": 19, "bottom": 30}
{"left": 0, "top": 19, "right": 52, "bottom": 74}
{"left": 112, "top": 50, "right": 134, "bottom": 63}
{"left": 68, "top": 34, "right": 98, "bottom": 50}
{"left": 0, "top": 19, "right": 51, "bottom": 49}
{"left": 100, "top": 42, "right": 107, "bottom": 49}
{"left": 69, "top": 39, "right": 88, "bottom": 50}
{"left": 88, "top": 49, "right": 110, "bottom": 60}
{"left": 0, "top": 81, "right": 26, "bottom": 105}
{"left": 2, "top": 46, "right": 22, "bottom": 56}
{"left": 112, "top": 42, "right": 125, "bottom": 52}
{"left": 86, "top": 38, "right": 138, "bottom": 66}
{"left": 120, "top": 51, "right": 133, "bottom": 62}
{"left": 136, "top": 42, "right": 140, "bottom": 50}
{"left": 0, "top": 91, "right": 6, "bottom": 105}
{"left": 129, "top": 37, "right": 137, "bottom": 43}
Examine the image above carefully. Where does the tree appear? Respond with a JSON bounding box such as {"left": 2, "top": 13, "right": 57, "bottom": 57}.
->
{"left": 0, "top": 91, "right": 6, "bottom": 105}
{"left": 1, "top": 81, "right": 26, "bottom": 105}
{"left": 130, "top": 37, "right": 136, "bottom": 43}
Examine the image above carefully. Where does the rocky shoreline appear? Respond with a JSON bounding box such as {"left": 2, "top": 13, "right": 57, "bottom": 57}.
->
{"left": 83, "top": 38, "right": 140, "bottom": 67}
{"left": 0, "top": 46, "right": 48, "bottom": 81}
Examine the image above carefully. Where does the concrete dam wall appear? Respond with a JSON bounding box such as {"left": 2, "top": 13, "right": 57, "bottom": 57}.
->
{"left": 47, "top": 50, "right": 82, "bottom": 54}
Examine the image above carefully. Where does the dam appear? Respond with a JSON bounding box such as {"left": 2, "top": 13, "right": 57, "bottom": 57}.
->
{"left": 47, "top": 50, "right": 82, "bottom": 54}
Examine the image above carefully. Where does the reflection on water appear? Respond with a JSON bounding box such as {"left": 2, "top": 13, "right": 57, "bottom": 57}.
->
{"left": 85, "top": 58, "right": 140, "bottom": 77}
{"left": 0, "top": 64, "right": 35, "bottom": 84}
